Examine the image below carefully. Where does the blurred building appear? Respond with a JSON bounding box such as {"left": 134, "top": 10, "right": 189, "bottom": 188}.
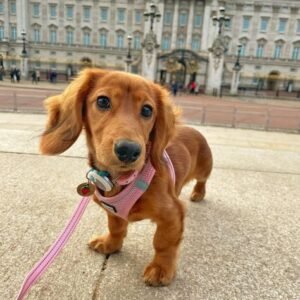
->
{"left": 0, "top": 0, "right": 299, "bottom": 91}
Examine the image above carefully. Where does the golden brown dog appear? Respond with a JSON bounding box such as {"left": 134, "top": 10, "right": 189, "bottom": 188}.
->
{"left": 40, "top": 68, "right": 212, "bottom": 286}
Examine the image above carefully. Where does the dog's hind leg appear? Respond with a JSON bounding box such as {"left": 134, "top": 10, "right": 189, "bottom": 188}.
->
{"left": 190, "top": 180, "right": 207, "bottom": 202}
{"left": 190, "top": 149, "right": 213, "bottom": 202}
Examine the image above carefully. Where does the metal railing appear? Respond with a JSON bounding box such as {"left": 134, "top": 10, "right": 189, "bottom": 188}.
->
{"left": 1, "top": 91, "right": 299, "bottom": 133}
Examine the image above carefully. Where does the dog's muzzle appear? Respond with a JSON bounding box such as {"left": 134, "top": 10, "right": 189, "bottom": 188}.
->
{"left": 114, "top": 139, "right": 142, "bottom": 163}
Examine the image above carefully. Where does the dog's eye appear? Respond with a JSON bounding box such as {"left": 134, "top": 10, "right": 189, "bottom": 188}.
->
{"left": 141, "top": 105, "right": 153, "bottom": 118}
{"left": 97, "top": 96, "right": 111, "bottom": 110}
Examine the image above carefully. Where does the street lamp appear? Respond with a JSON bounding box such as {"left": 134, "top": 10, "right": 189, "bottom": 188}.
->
{"left": 212, "top": 7, "right": 230, "bottom": 36}
{"left": 230, "top": 43, "right": 243, "bottom": 96}
{"left": 144, "top": 2, "right": 161, "bottom": 32}
{"left": 233, "top": 44, "right": 242, "bottom": 70}
{"left": 21, "top": 29, "right": 27, "bottom": 56}
{"left": 125, "top": 35, "right": 132, "bottom": 72}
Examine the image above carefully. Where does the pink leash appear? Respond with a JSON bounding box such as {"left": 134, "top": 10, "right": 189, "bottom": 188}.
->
{"left": 16, "top": 196, "right": 91, "bottom": 300}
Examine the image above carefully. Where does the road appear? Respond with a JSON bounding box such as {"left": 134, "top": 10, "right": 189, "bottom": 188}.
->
{"left": 0, "top": 85, "right": 300, "bottom": 132}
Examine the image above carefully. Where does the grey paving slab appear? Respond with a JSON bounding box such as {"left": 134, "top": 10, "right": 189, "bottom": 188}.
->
{"left": 0, "top": 153, "right": 109, "bottom": 300}
{"left": 0, "top": 112, "right": 299, "bottom": 299}
{"left": 94, "top": 170, "right": 300, "bottom": 300}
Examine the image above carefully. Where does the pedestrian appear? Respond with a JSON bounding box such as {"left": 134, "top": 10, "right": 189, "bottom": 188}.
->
{"left": 195, "top": 82, "right": 200, "bottom": 94}
{"left": 36, "top": 69, "right": 40, "bottom": 82}
{"left": 16, "top": 69, "right": 20, "bottom": 83}
{"left": 171, "top": 81, "right": 178, "bottom": 96}
{"left": 0, "top": 66, "right": 4, "bottom": 81}
{"left": 31, "top": 70, "right": 37, "bottom": 84}
{"left": 190, "top": 81, "right": 196, "bottom": 94}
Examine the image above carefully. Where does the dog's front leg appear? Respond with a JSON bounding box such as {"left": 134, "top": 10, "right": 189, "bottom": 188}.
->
{"left": 89, "top": 213, "right": 128, "bottom": 254}
{"left": 143, "top": 199, "right": 185, "bottom": 286}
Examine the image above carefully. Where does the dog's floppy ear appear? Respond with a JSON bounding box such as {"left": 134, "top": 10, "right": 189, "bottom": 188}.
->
{"left": 150, "top": 84, "right": 179, "bottom": 172}
{"left": 40, "top": 68, "right": 105, "bottom": 155}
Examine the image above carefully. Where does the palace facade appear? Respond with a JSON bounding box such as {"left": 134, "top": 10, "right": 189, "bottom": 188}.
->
{"left": 0, "top": 0, "right": 299, "bottom": 90}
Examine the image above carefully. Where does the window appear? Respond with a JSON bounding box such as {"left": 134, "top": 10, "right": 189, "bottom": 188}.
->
{"left": 66, "top": 5, "right": 74, "bottom": 19}
{"left": 0, "top": 2, "right": 3, "bottom": 14}
{"left": 177, "top": 37, "right": 185, "bottom": 48}
{"left": 32, "top": 3, "right": 39, "bottom": 17}
{"left": 117, "top": 8, "right": 126, "bottom": 24}
{"left": 116, "top": 33, "right": 124, "bottom": 48}
{"left": 99, "top": 32, "right": 107, "bottom": 47}
{"left": 10, "top": 1, "right": 16, "bottom": 14}
{"left": 49, "top": 4, "right": 57, "bottom": 18}
{"left": 194, "top": 14, "right": 202, "bottom": 27}
{"left": 33, "top": 28, "right": 40, "bottom": 42}
{"left": 50, "top": 29, "right": 57, "bottom": 43}
{"left": 50, "top": 62, "right": 56, "bottom": 69}
{"left": 260, "top": 17, "right": 268, "bottom": 32}
{"left": 164, "top": 11, "right": 172, "bottom": 25}
{"left": 133, "top": 35, "right": 141, "bottom": 49}
{"left": 10, "top": 25, "right": 16, "bottom": 40}
{"left": 66, "top": 30, "right": 73, "bottom": 45}
{"left": 297, "top": 20, "right": 300, "bottom": 34}
{"left": 256, "top": 44, "right": 264, "bottom": 57}
{"left": 0, "top": 26, "right": 4, "bottom": 40}
{"left": 240, "top": 44, "right": 246, "bottom": 56}
{"left": 224, "top": 18, "right": 232, "bottom": 30}
{"left": 100, "top": 7, "right": 108, "bottom": 22}
{"left": 278, "top": 19, "right": 287, "bottom": 33}
{"left": 179, "top": 12, "right": 187, "bottom": 27}
{"left": 35, "top": 60, "right": 41, "bottom": 68}
{"left": 135, "top": 10, "right": 142, "bottom": 24}
{"left": 292, "top": 46, "right": 299, "bottom": 60}
{"left": 242, "top": 16, "right": 250, "bottom": 31}
{"left": 162, "top": 36, "right": 170, "bottom": 50}
{"left": 83, "top": 6, "right": 91, "bottom": 21}
{"left": 192, "top": 38, "right": 200, "bottom": 51}
{"left": 83, "top": 32, "right": 90, "bottom": 46}
{"left": 274, "top": 45, "right": 282, "bottom": 59}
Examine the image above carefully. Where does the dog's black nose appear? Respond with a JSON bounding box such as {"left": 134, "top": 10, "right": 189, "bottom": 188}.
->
{"left": 114, "top": 140, "right": 142, "bottom": 163}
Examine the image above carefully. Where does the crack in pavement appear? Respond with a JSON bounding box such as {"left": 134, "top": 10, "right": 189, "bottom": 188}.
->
{"left": 92, "top": 254, "right": 110, "bottom": 300}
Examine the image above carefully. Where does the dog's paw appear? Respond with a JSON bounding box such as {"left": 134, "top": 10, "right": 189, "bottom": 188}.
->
{"left": 88, "top": 234, "right": 122, "bottom": 254}
{"left": 190, "top": 190, "right": 205, "bottom": 202}
{"left": 143, "top": 262, "right": 175, "bottom": 286}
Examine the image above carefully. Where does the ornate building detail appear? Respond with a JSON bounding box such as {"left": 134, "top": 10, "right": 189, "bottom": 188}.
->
{"left": 142, "top": 31, "right": 159, "bottom": 66}
{"left": 208, "top": 36, "right": 227, "bottom": 70}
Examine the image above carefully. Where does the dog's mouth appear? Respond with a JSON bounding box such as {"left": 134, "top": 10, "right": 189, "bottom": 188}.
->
{"left": 115, "top": 169, "right": 139, "bottom": 185}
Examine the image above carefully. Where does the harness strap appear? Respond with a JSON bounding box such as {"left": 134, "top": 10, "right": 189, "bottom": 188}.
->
{"left": 95, "top": 150, "right": 175, "bottom": 220}
{"left": 16, "top": 151, "right": 176, "bottom": 299}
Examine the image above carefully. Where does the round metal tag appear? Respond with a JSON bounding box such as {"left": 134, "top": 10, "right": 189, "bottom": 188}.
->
{"left": 77, "top": 182, "right": 95, "bottom": 196}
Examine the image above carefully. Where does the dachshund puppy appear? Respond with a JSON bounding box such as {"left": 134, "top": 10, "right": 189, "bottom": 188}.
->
{"left": 40, "top": 69, "right": 212, "bottom": 286}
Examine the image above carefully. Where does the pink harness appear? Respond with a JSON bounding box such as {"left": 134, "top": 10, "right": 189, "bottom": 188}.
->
{"left": 16, "top": 150, "right": 175, "bottom": 299}
{"left": 95, "top": 150, "right": 176, "bottom": 219}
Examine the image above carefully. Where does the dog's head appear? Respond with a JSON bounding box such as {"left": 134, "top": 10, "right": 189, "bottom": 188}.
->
{"left": 40, "top": 69, "right": 178, "bottom": 176}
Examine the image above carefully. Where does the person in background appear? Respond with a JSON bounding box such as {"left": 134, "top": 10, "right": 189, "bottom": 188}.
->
{"left": 36, "top": 69, "right": 40, "bottom": 82}
{"left": 31, "top": 70, "right": 37, "bottom": 84}
{"left": 171, "top": 81, "right": 178, "bottom": 96}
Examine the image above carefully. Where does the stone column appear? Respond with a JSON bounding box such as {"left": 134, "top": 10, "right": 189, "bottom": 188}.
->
{"left": 230, "top": 66, "right": 242, "bottom": 95}
{"left": 4, "top": 0, "right": 9, "bottom": 39}
{"left": 20, "top": 56, "right": 29, "bottom": 79}
{"left": 205, "top": 36, "right": 227, "bottom": 96}
{"left": 17, "top": 0, "right": 29, "bottom": 79}
{"left": 141, "top": 31, "right": 159, "bottom": 81}
{"left": 141, "top": 1, "right": 162, "bottom": 81}
{"left": 170, "top": 0, "right": 179, "bottom": 50}
{"left": 186, "top": 0, "right": 195, "bottom": 49}
{"left": 201, "top": 1, "right": 211, "bottom": 51}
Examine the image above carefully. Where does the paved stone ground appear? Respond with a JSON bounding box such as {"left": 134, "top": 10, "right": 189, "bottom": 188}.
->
{"left": 0, "top": 112, "right": 299, "bottom": 299}
{"left": 1, "top": 79, "right": 300, "bottom": 133}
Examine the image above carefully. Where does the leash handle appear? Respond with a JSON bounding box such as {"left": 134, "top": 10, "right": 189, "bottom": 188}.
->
{"left": 16, "top": 196, "right": 91, "bottom": 300}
